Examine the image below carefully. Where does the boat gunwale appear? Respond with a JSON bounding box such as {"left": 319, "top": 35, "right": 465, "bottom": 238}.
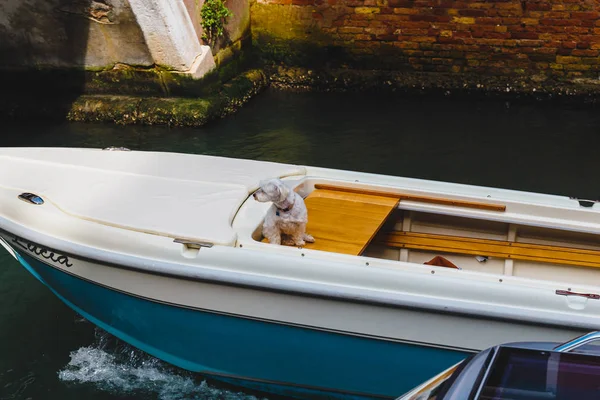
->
{"left": 3, "top": 219, "right": 600, "bottom": 334}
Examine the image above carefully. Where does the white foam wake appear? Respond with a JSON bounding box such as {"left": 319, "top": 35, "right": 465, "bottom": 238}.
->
{"left": 58, "top": 329, "right": 264, "bottom": 400}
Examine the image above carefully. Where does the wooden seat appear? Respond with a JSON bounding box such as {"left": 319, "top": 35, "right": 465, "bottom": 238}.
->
{"left": 378, "top": 231, "right": 600, "bottom": 268}
{"left": 301, "top": 189, "right": 399, "bottom": 256}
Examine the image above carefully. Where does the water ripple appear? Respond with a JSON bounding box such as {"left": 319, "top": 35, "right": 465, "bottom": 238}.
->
{"left": 58, "top": 329, "right": 265, "bottom": 400}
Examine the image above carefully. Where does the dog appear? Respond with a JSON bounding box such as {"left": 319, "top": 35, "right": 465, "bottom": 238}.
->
{"left": 253, "top": 178, "right": 315, "bottom": 246}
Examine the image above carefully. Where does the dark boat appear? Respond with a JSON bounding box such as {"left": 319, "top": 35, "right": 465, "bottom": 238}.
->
{"left": 398, "top": 331, "right": 600, "bottom": 400}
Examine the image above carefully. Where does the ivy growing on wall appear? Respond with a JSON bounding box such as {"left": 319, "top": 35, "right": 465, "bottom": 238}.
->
{"left": 200, "top": 0, "right": 233, "bottom": 46}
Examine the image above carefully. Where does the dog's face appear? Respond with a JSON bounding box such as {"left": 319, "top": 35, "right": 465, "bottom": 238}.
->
{"left": 253, "top": 179, "right": 290, "bottom": 203}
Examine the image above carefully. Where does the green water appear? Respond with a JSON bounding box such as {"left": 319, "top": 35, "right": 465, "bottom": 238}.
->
{"left": 1, "top": 89, "right": 600, "bottom": 399}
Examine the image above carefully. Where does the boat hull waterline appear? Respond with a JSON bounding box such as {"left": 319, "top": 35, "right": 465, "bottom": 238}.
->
{"left": 4, "top": 234, "right": 467, "bottom": 399}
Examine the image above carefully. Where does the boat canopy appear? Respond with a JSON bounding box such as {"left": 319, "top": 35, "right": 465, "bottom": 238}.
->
{"left": 0, "top": 148, "right": 305, "bottom": 245}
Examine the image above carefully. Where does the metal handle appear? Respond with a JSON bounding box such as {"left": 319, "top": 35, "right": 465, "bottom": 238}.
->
{"left": 173, "top": 238, "right": 213, "bottom": 249}
{"left": 554, "top": 331, "right": 600, "bottom": 353}
{"left": 103, "top": 147, "right": 131, "bottom": 151}
{"left": 569, "top": 197, "right": 597, "bottom": 208}
{"left": 556, "top": 289, "right": 600, "bottom": 300}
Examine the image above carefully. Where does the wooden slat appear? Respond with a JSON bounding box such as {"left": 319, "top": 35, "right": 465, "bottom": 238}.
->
{"left": 314, "top": 184, "right": 506, "bottom": 212}
{"left": 300, "top": 189, "right": 399, "bottom": 256}
{"left": 378, "top": 231, "right": 600, "bottom": 268}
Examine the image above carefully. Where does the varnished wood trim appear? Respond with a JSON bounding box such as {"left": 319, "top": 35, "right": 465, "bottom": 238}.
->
{"left": 378, "top": 231, "right": 600, "bottom": 268}
{"left": 313, "top": 184, "right": 506, "bottom": 212}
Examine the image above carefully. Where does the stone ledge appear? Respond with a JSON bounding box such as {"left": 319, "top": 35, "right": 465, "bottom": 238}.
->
{"left": 266, "top": 66, "right": 600, "bottom": 103}
{"left": 0, "top": 69, "right": 268, "bottom": 127}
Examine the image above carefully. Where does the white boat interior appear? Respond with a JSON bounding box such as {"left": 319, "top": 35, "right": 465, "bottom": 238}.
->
{"left": 237, "top": 175, "right": 600, "bottom": 289}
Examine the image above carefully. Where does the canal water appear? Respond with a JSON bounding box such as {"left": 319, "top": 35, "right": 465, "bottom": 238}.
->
{"left": 1, "top": 89, "right": 600, "bottom": 399}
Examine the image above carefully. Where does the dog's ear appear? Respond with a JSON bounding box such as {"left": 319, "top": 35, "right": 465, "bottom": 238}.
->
{"left": 277, "top": 181, "right": 290, "bottom": 200}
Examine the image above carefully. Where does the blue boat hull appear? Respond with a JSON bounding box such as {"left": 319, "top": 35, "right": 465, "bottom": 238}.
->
{"left": 14, "top": 250, "right": 468, "bottom": 399}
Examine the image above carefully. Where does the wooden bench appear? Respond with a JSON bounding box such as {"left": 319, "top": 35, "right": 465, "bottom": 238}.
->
{"left": 377, "top": 231, "right": 600, "bottom": 268}
{"left": 301, "top": 189, "right": 399, "bottom": 256}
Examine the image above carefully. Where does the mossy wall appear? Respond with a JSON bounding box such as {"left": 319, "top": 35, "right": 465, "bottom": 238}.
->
{"left": 251, "top": 0, "right": 600, "bottom": 79}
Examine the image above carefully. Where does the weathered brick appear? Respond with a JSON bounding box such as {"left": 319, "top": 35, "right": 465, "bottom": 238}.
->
{"left": 393, "top": 41, "right": 420, "bottom": 49}
{"left": 556, "top": 55, "right": 582, "bottom": 64}
{"left": 410, "top": 15, "right": 451, "bottom": 22}
{"left": 521, "top": 18, "right": 539, "bottom": 25}
{"left": 557, "top": 48, "right": 572, "bottom": 56}
{"left": 540, "top": 18, "right": 582, "bottom": 26}
{"left": 572, "top": 49, "right": 599, "bottom": 56}
{"left": 355, "top": 7, "right": 380, "bottom": 14}
{"left": 387, "top": 0, "right": 411, "bottom": 6}
{"left": 376, "top": 34, "right": 398, "bottom": 40}
{"left": 476, "top": 17, "right": 503, "bottom": 25}
{"left": 502, "top": 18, "right": 521, "bottom": 25}
{"left": 571, "top": 11, "right": 600, "bottom": 20}
{"left": 511, "top": 32, "right": 540, "bottom": 40}
{"left": 517, "top": 39, "right": 543, "bottom": 47}
{"left": 527, "top": 3, "right": 552, "bottom": 11}
{"left": 563, "top": 64, "right": 592, "bottom": 70}
{"left": 459, "top": 9, "right": 486, "bottom": 17}
{"left": 393, "top": 7, "right": 418, "bottom": 14}
{"left": 577, "top": 41, "right": 591, "bottom": 49}
{"left": 545, "top": 11, "right": 569, "bottom": 18}
{"left": 413, "top": 36, "right": 437, "bottom": 42}
{"left": 483, "top": 31, "right": 511, "bottom": 39}
{"left": 338, "top": 26, "right": 365, "bottom": 33}
{"left": 401, "top": 28, "right": 427, "bottom": 35}
{"left": 528, "top": 53, "right": 556, "bottom": 62}
{"left": 453, "top": 16, "right": 475, "bottom": 24}
{"left": 468, "top": 2, "right": 494, "bottom": 10}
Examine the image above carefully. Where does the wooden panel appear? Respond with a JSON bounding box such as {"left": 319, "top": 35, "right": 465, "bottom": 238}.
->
{"left": 301, "top": 189, "right": 399, "bottom": 256}
{"left": 314, "top": 184, "right": 506, "bottom": 212}
{"left": 378, "top": 231, "right": 600, "bottom": 268}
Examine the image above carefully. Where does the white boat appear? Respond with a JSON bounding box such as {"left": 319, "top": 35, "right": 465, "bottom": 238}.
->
{"left": 1, "top": 147, "right": 600, "bottom": 399}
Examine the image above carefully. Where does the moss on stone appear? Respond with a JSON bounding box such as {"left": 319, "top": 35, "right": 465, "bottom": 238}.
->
{"left": 85, "top": 67, "right": 166, "bottom": 96}
{"left": 61, "top": 69, "right": 268, "bottom": 127}
{"left": 68, "top": 95, "right": 142, "bottom": 124}
{"left": 266, "top": 66, "right": 600, "bottom": 103}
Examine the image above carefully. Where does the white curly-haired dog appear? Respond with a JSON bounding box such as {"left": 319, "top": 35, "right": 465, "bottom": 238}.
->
{"left": 253, "top": 178, "right": 315, "bottom": 246}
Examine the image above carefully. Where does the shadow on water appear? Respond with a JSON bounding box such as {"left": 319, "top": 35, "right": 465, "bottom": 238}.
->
{"left": 0, "top": 0, "right": 94, "bottom": 119}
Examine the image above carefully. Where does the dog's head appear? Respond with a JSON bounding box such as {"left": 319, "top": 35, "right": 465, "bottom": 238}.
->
{"left": 253, "top": 178, "right": 290, "bottom": 203}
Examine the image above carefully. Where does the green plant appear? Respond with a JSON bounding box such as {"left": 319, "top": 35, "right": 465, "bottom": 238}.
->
{"left": 200, "top": 0, "right": 233, "bottom": 46}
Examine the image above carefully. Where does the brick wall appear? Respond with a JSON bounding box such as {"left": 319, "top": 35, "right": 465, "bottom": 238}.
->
{"left": 251, "top": 0, "right": 600, "bottom": 78}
